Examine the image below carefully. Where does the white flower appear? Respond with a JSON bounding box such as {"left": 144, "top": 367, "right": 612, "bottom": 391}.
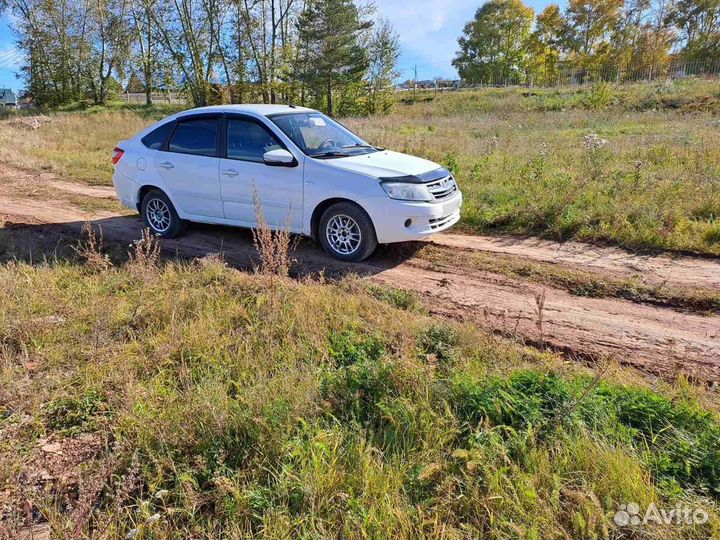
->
{"left": 145, "top": 513, "right": 161, "bottom": 524}
{"left": 582, "top": 133, "right": 608, "bottom": 151}
{"left": 126, "top": 528, "right": 139, "bottom": 539}
{"left": 154, "top": 489, "right": 169, "bottom": 499}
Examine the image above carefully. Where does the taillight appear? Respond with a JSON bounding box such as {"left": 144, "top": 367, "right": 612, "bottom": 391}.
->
{"left": 111, "top": 146, "right": 124, "bottom": 165}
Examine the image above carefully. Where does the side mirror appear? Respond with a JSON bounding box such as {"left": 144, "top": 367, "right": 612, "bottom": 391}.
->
{"left": 263, "top": 148, "right": 296, "bottom": 167}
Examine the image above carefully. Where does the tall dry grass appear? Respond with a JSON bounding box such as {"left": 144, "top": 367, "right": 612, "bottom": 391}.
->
{"left": 251, "top": 184, "right": 296, "bottom": 277}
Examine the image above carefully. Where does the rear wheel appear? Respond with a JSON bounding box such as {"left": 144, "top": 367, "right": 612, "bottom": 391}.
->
{"left": 319, "top": 202, "right": 377, "bottom": 262}
{"left": 141, "top": 189, "right": 186, "bottom": 238}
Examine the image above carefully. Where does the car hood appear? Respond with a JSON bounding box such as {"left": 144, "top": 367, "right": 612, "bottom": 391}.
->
{"left": 321, "top": 150, "right": 442, "bottom": 181}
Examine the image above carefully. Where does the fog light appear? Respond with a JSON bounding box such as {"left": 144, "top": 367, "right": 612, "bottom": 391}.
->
{"left": 404, "top": 218, "right": 412, "bottom": 228}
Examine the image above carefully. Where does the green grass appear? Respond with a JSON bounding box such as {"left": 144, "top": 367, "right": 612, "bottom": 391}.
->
{"left": 1, "top": 257, "right": 719, "bottom": 538}
{"left": 348, "top": 79, "right": 720, "bottom": 256}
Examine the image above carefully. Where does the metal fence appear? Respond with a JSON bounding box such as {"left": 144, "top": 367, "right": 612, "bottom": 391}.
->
{"left": 123, "top": 91, "right": 185, "bottom": 104}
{"left": 400, "top": 57, "right": 720, "bottom": 92}
{"left": 547, "top": 57, "right": 720, "bottom": 87}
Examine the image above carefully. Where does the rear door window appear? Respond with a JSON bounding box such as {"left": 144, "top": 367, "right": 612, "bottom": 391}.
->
{"left": 168, "top": 117, "right": 219, "bottom": 157}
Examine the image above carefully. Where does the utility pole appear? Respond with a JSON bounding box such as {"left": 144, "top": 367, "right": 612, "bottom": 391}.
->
{"left": 414, "top": 64, "right": 417, "bottom": 96}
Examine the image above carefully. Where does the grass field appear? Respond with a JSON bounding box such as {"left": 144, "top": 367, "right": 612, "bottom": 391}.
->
{"left": 1, "top": 79, "right": 720, "bottom": 255}
{"left": 2, "top": 82, "right": 720, "bottom": 538}
{"left": 1, "top": 255, "right": 719, "bottom": 538}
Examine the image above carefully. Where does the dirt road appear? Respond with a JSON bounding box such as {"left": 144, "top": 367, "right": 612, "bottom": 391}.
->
{"left": 1, "top": 163, "right": 719, "bottom": 382}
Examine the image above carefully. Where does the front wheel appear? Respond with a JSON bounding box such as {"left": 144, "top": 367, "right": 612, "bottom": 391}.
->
{"left": 140, "top": 189, "right": 186, "bottom": 238}
{"left": 319, "top": 202, "right": 377, "bottom": 262}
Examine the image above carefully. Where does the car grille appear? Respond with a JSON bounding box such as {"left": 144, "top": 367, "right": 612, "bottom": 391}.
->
{"left": 429, "top": 212, "right": 457, "bottom": 230}
{"left": 426, "top": 175, "right": 458, "bottom": 200}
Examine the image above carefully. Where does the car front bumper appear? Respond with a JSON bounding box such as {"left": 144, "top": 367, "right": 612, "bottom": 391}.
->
{"left": 359, "top": 191, "right": 463, "bottom": 244}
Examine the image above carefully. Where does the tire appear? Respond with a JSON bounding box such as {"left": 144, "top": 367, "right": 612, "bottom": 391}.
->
{"left": 140, "top": 189, "right": 187, "bottom": 238}
{"left": 319, "top": 202, "right": 378, "bottom": 262}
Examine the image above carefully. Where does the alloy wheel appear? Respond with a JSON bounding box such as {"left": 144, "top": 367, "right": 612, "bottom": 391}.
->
{"left": 146, "top": 197, "right": 171, "bottom": 233}
{"left": 326, "top": 214, "right": 362, "bottom": 255}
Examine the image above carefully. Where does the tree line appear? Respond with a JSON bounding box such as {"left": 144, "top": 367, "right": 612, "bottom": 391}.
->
{"left": 454, "top": 0, "right": 720, "bottom": 86}
{"left": 2, "top": 0, "right": 401, "bottom": 114}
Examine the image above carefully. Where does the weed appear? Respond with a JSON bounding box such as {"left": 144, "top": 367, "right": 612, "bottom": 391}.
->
{"left": 42, "top": 389, "right": 110, "bottom": 434}
{"left": 583, "top": 82, "right": 614, "bottom": 109}
{"left": 328, "top": 328, "right": 386, "bottom": 367}
{"left": 417, "top": 324, "right": 459, "bottom": 366}
{"left": 128, "top": 228, "right": 160, "bottom": 277}
{"left": 251, "top": 184, "right": 295, "bottom": 277}
{"left": 2, "top": 230, "right": 720, "bottom": 536}
{"left": 73, "top": 222, "right": 113, "bottom": 271}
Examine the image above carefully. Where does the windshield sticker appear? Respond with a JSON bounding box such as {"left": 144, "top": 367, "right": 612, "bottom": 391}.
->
{"left": 310, "top": 117, "right": 327, "bottom": 127}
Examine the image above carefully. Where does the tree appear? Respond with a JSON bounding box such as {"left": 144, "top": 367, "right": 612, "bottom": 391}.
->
{"left": 6, "top": 0, "right": 400, "bottom": 111}
{"left": 235, "top": 0, "right": 299, "bottom": 104}
{"left": 86, "top": 0, "right": 130, "bottom": 104}
{"left": 564, "top": 0, "right": 624, "bottom": 74}
{"left": 295, "top": 0, "right": 371, "bottom": 115}
{"left": 126, "top": 70, "right": 145, "bottom": 92}
{"left": 142, "top": 0, "right": 224, "bottom": 107}
{"left": 666, "top": 0, "right": 720, "bottom": 62}
{"left": 6, "top": 0, "right": 92, "bottom": 105}
{"left": 525, "top": 4, "right": 566, "bottom": 84}
{"left": 452, "top": 0, "right": 534, "bottom": 86}
{"left": 612, "top": 0, "right": 673, "bottom": 78}
{"left": 128, "top": 0, "right": 161, "bottom": 104}
{"left": 365, "top": 18, "right": 400, "bottom": 114}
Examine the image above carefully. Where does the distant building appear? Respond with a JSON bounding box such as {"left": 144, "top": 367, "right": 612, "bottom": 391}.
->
{"left": 0, "top": 88, "right": 17, "bottom": 107}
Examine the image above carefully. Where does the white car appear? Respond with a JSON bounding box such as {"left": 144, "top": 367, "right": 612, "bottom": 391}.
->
{"left": 111, "top": 104, "right": 462, "bottom": 261}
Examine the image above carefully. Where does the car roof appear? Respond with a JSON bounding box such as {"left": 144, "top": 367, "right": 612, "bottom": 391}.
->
{"left": 176, "top": 104, "right": 316, "bottom": 117}
{"left": 131, "top": 104, "right": 318, "bottom": 142}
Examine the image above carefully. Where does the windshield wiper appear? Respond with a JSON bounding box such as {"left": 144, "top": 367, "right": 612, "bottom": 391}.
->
{"left": 311, "top": 150, "right": 351, "bottom": 158}
{"left": 341, "top": 143, "right": 385, "bottom": 151}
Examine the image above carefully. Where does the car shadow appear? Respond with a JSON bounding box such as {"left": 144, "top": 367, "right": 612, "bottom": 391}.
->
{"left": 0, "top": 214, "right": 424, "bottom": 279}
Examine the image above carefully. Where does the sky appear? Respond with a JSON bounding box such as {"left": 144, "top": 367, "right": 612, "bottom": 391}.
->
{"left": 0, "top": 0, "right": 559, "bottom": 92}
{"left": 378, "top": 0, "right": 559, "bottom": 82}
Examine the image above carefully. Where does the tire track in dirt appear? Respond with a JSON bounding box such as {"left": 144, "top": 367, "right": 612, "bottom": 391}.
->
{"left": 431, "top": 232, "right": 720, "bottom": 290}
{"left": 1, "top": 162, "right": 719, "bottom": 382}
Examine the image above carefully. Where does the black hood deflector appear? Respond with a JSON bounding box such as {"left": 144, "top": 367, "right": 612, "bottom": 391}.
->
{"left": 378, "top": 167, "right": 450, "bottom": 184}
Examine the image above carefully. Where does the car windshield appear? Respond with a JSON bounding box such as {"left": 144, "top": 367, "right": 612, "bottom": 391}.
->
{"left": 269, "top": 112, "right": 377, "bottom": 158}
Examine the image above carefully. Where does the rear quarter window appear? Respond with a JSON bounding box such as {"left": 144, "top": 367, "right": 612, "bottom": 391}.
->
{"left": 141, "top": 121, "right": 175, "bottom": 150}
{"left": 168, "top": 118, "right": 218, "bottom": 157}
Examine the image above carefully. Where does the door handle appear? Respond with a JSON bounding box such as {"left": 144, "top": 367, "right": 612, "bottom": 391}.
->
{"left": 159, "top": 161, "right": 174, "bottom": 169}
{"left": 222, "top": 169, "right": 239, "bottom": 177}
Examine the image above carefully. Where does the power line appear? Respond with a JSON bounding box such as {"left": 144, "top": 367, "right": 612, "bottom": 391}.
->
{"left": 0, "top": 52, "right": 23, "bottom": 69}
{"left": 0, "top": 49, "right": 20, "bottom": 61}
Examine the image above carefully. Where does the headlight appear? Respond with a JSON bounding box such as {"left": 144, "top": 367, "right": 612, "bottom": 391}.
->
{"left": 380, "top": 182, "right": 432, "bottom": 202}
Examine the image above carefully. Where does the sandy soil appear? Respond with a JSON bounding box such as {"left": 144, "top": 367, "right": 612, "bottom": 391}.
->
{"left": 1, "top": 163, "right": 719, "bottom": 382}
